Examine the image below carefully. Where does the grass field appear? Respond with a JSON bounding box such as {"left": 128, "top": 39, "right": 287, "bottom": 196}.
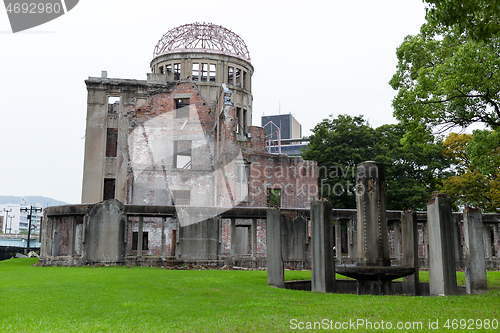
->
{"left": 0, "top": 259, "right": 499, "bottom": 332}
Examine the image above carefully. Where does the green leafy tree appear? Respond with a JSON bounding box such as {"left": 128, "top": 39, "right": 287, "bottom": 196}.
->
{"left": 439, "top": 131, "right": 500, "bottom": 211}
{"left": 390, "top": 23, "right": 500, "bottom": 142}
{"left": 302, "top": 116, "right": 450, "bottom": 210}
{"left": 302, "top": 115, "right": 375, "bottom": 209}
{"left": 425, "top": 0, "right": 500, "bottom": 41}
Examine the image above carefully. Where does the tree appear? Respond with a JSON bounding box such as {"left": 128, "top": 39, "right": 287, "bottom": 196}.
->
{"left": 424, "top": 0, "right": 500, "bottom": 41}
{"left": 302, "top": 115, "right": 450, "bottom": 210}
{"left": 302, "top": 115, "right": 376, "bottom": 209}
{"left": 439, "top": 131, "right": 500, "bottom": 211}
{"left": 390, "top": 23, "right": 500, "bottom": 142}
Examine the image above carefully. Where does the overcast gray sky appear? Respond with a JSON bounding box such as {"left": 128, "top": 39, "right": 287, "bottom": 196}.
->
{"left": 0, "top": 0, "right": 427, "bottom": 204}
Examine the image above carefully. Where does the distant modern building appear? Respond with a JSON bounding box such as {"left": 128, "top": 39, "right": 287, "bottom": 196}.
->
{"left": 1, "top": 203, "right": 42, "bottom": 234}
{"left": 261, "top": 114, "right": 308, "bottom": 156}
{"left": 261, "top": 114, "right": 301, "bottom": 140}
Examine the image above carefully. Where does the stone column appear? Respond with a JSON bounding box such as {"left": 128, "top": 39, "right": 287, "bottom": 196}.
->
{"left": 137, "top": 215, "right": 143, "bottom": 261}
{"left": 347, "top": 217, "right": 357, "bottom": 262}
{"left": 356, "top": 161, "right": 390, "bottom": 267}
{"left": 427, "top": 193, "right": 457, "bottom": 296}
{"left": 251, "top": 218, "right": 257, "bottom": 260}
{"left": 453, "top": 214, "right": 464, "bottom": 268}
{"left": 422, "top": 221, "right": 429, "bottom": 268}
{"left": 161, "top": 217, "right": 166, "bottom": 259}
{"left": 335, "top": 219, "right": 342, "bottom": 264}
{"left": 493, "top": 223, "right": 500, "bottom": 259}
{"left": 483, "top": 223, "right": 492, "bottom": 261}
{"left": 230, "top": 218, "right": 236, "bottom": 262}
{"left": 402, "top": 210, "right": 420, "bottom": 295}
{"left": 266, "top": 208, "right": 283, "bottom": 288}
{"left": 393, "top": 220, "right": 402, "bottom": 262}
{"left": 463, "top": 208, "right": 487, "bottom": 294}
{"left": 311, "top": 201, "right": 335, "bottom": 293}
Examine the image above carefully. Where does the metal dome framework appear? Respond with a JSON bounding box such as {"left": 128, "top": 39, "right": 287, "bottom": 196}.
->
{"left": 153, "top": 22, "right": 251, "bottom": 62}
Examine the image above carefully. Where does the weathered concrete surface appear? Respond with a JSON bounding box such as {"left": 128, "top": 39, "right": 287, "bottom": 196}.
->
{"left": 402, "top": 210, "right": 420, "bottom": 295}
{"left": 266, "top": 208, "right": 284, "bottom": 287}
{"left": 428, "top": 193, "right": 457, "bottom": 296}
{"left": 311, "top": 201, "right": 335, "bottom": 293}
{"left": 175, "top": 217, "right": 219, "bottom": 260}
{"left": 463, "top": 208, "right": 487, "bottom": 294}
{"left": 356, "top": 161, "right": 390, "bottom": 267}
{"left": 83, "top": 199, "right": 127, "bottom": 264}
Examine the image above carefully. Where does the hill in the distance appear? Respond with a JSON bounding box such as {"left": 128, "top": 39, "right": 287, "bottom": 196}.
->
{"left": 0, "top": 196, "right": 69, "bottom": 209}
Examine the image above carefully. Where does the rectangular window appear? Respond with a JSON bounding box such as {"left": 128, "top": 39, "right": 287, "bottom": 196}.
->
{"left": 201, "top": 63, "right": 208, "bottom": 82}
{"left": 173, "top": 140, "right": 192, "bottom": 169}
{"left": 267, "top": 188, "right": 281, "bottom": 208}
{"left": 103, "top": 178, "right": 115, "bottom": 201}
{"left": 172, "top": 190, "right": 190, "bottom": 206}
{"left": 192, "top": 63, "right": 199, "bottom": 81}
{"left": 166, "top": 64, "right": 172, "bottom": 73}
{"left": 132, "top": 232, "right": 149, "bottom": 250}
{"left": 236, "top": 107, "right": 242, "bottom": 134}
{"left": 235, "top": 68, "right": 241, "bottom": 87}
{"left": 174, "top": 63, "right": 181, "bottom": 80}
{"left": 235, "top": 164, "right": 249, "bottom": 201}
{"left": 243, "top": 71, "right": 247, "bottom": 89}
{"left": 243, "top": 109, "right": 248, "bottom": 132}
{"left": 159, "top": 66, "right": 164, "bottom": 74}
{"left": 108, "top": 96, "right": 119, "bottom": 113}
{"left": 175, "top": 98, "right": 190, "bottom": 118}
{"left": 210, "top": 64, "right": 216, "bottom": 82}
{"left": 228, "top": 67, "right": 234, "bottom": 84}
{"left": 105, "top": 128, "right": 118, "bottom": 157}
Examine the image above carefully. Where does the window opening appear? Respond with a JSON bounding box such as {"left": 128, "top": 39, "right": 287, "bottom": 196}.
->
{"left": 132, "top": 232, "right": 149, "bottom": 250}
{"left": 175, "top": 98, "right": 190, "bottom": 118}
{"left": 243, "top": 71, "right": 247, "bottom": 89}
{"left": 235, "top": 163, "right": 249, "bottom": 201}
{"left": 266, "top": 188, "right": 281, "bottom": 208}
{"left": 192, "top": 63, "right": 199, "bottom": 81}
{"left": 173, "top": 140, "right": 192, "bottom": 169}
{"left": 235, "top": 68, "right": 242, "bottom": 87}
{"left": 103, "top": 178, "right": 116, "bottom": 201}
{"left": 228, "top": 67, "right": 234, "bottom": 84}
{"left": 166, "top": 64, "right": 172, "bottom": 73}
{"left": 173, "top": 63, "right": 181, "bottom": 80}
{"left": 201, "top": 63, "right": 208, "bottom": 82}
{"left": 172, "top": 190, "right": 190, "bottom": 206}
{"left": 210, "top": 64, "right": 216, "bottom": 82}
{"left": 108, "top": 96, "right": 119, "bottom": 113}
{"left": 106, "top": 128, "right": 118, "bottom": 157}
{"left": 159, "top": 66, "right": 164, "bottom": 74}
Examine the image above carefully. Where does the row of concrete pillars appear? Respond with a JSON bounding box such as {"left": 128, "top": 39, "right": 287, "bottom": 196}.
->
{"left": 267, "top": 195, "right": 488, "bottom": 295}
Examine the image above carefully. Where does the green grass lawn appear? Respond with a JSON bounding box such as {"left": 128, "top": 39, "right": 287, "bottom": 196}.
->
{"left": 0, "top": 259, "right": 499, "bottom": 332}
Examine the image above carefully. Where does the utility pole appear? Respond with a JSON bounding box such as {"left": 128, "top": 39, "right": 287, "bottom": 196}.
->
{"left": 3, "top": 208, "right": 13, "bottom": 234}
{"left": 20, "top": 205, "right": 42, "bottom": 253}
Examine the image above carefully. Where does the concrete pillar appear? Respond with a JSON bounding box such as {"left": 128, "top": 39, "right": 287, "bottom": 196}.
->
{"left": 347, "top": 217, "right": 357, "bottom": 261}
{"left": 402, "top": 210, "right": 420, "bottom": 295}
{"left": 311, "top": 201, "right": 335, "bottom": 293}
{"left": 453, "top": 214, "right": 464, "bottom": 268}
{"left": 356, "top": 161, "right": 390, "bottom": 267}
{"left": 483, "top": 224, "right": 493, "bottom": 260}
{"left": 251, "top": 218, "right": 257, "bottom": 260}
{"left": 393, "top": 220, "right": 402, "bottom": 261}
{"left": 68, "top": 216, "right": 75, "bottom": 257}
{"left": 335, "top": 219, "right": 342, "bottom": 264}
{"left": 427, "top": 193, "right": 457, "bottom": 296}
{"left": 422, "top": 221, "right": 429, "bottom": 267}
{"left": 230, "top": 218, "right": 236, "bottom": 261}
{"left": 463, "top": 208, "right": 487, "bottom": 294}
{"left": 161, "top": 217, "right": 166, "bottom": 259}
{"left": 266, "top": 208, "right": 284, "bottom": 288}
{"left": 137, "top": 215, "right": 143, "bottom": 260}
{"left": 493, "top": 223, "right": 500, "bottom": 259}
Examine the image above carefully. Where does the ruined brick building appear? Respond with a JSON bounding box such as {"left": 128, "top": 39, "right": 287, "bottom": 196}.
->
{"left": 39, "top": 23, "right": 318, "bottom": 266}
